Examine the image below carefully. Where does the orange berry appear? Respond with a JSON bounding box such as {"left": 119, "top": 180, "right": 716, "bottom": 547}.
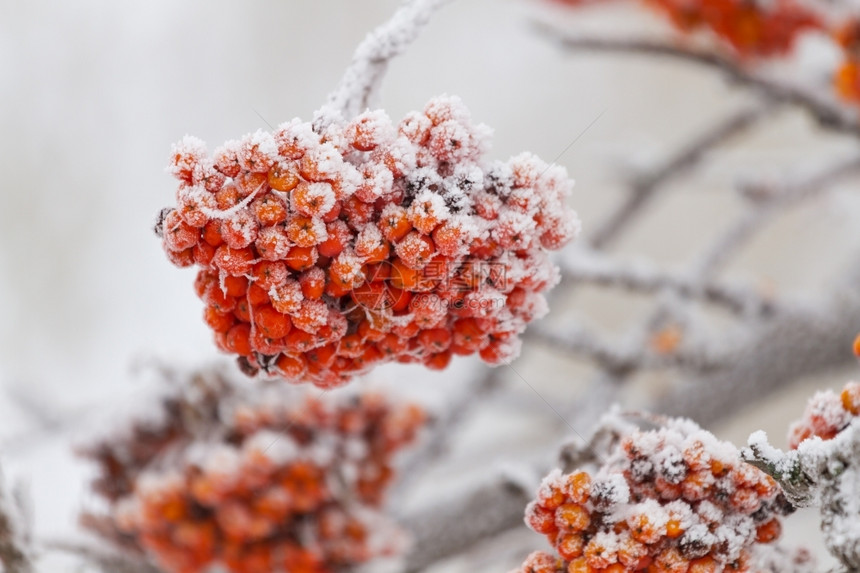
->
{"left": 193, "top": 241, "right": 215, "bottom": 266}
{"left": 255, "top": 226, "right": 291, "bottom": 261}
{"left": 299, "top": 268, "right": 326, "bottom": 299}
{"left": 557, "top": 533, "right": 585, "bottom": 561}
{"left": 254, "top": 305, "right": 292, "bottom": 339}
{"left": 526, "top": 503, "right": 558, "bottom": 535}
{"left": 163, "top": 210, "right": 199, "bottom": 252}
{"left": 286, "top": 215, "right": 325, "bottom": 248}
{"left": 390, "top": 258, "right": 422, "bottom": 290}
{"left": 755, "top": 517, "right": 781, "bottom": 543}
{"left": 842, "top": 381, "right": 860, "bottom": 415}
{"left": 423, "top": 350, "right": 452, "bottom": 370}
{"left": 204, "top": 306, "right": 235, "bottom": 333}
{"left": 251, "top": 328, "right": 285, "bottom": 355}
{"left": 564, "top": 472, "right": 591, "bottom": 505}
{"left": 318, "top": 220, "right": 351, "bottom": 258}
{"left": 292, "top": 299, "right": 329, "bottom": 334}
{"left": 285, "top": 246, "right": 318, "bottom": 272}
{"left": 394, "top": 231, "right": 435, "bottom": 270}
{"left": 201, "top": 219, "right": 223, "bottom": 247}
{"left": 688, "top": 557, "right": 718, "bottom": 573}
{"left": 221, "top": 210, "right": 260, "bottom": 249}
{"left": 292, "top": 181, "right": 336, "bottom": 218}
{"left": 251, "top": 261, "right": 288, "bottom": 291}
{"left": 247, "top": 283, "right": 270, "bottom": 306}
{"left": 628, "top": 512, "right": 661, "bottom": 544}
{"left": 253, "top": 193, "right": 288, "bottom": 226}
{"left": 378, "top": 205, "right": 412, "bottom": 242}
{"left": 213, "top": 246, "right": 255, "bottom": 276}
{"left": 226, "top": 323, "right": 253, "bottom": 356}
{"left": 666, "top": 519, "right": 684, "bottom": 539}
{"left": 567, "top": 557, "right": 594, "bottom": 573}
{"left": 267, "top": 163, "right": 299, "bottom": 192}
{"left": 417, "top": 328, "right": 452, "bottom": 353}
{"left": 343, "top": 195, "right": 375, "bottom": 228}
{"left": 555, "top": 504, "right": 590, "bottom": 532}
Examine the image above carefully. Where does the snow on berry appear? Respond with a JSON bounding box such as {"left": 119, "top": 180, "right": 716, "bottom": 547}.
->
{"left": 519, "top": 417, "right": 795, "bottom": 573}
{"left": 78, "top": 369, "right": 425, "bottom": 573}
{"left": 787, "top": 380, "right": 860, "bottom": 449}
{"left": 159, "top": 95, "right": 580, "bottom": 387}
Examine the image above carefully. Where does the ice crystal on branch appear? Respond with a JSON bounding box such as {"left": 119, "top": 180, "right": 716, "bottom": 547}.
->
{"left": 160, "top": 95, "right": 579, "bottom": 386}
{"left": 518, "top": 417, "right": 799, "bottom": 573}
{"left": 79, "top": 369, "right": 425, "bottom": 573}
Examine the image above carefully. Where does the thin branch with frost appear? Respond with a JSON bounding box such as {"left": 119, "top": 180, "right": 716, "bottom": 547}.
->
{"left": 590, "top": 102, "right": 775, "bottom": 249}
{"left": 321, "top": 0, "right": 454, "bottom": 121}
{"left": 534, "top": 26, "right": 860, "bottom": 139}
{"left": 690, "top": 155, "right": 860, "bottom": 277}
{"left": 561, "top": 248, "right": 776, "bottom": 316}
{"left": 654, "top": 281, "right": 860, "bottom": 426}
{"left": 743, "top": 421, "right": 860, "bottom": 571}
{"left": 528, "top": 322, "right": 726, "bottom": 376}
{"left": 400, "top": 472, "right": 535, "bottom": 573}
{"left": 394, "top": 369, "right": 506, "bottom": 500}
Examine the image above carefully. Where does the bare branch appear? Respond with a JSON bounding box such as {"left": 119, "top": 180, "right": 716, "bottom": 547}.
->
{"left": 653, "top": 285, "right": 860, "bottom": 426}
{"left": 322, "top": 0, "right": 453, "bottom": 121}
{"left": 561, "top": 249, "right": 776, "bottom": 317}
{"left": 535, "top": 26, "right": 860, "bottom": 139}
{"left": 394, "top": 369, "right": 506, "bottom": 499}
{"left": 528, "top": 322, "right": 726, "bottom": 377}
{"left": 399, "top": 472, "right": 534, "bottom": 573}
{"left": 690, "top": 156, "right": 860, "bottom": 277}
{"left": 590, "top": 103, "right": 775, "bottom": 249}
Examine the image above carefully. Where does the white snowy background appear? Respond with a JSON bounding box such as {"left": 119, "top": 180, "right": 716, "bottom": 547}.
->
{"left": 1, "top": 0, "right": 858, "bottom": 570}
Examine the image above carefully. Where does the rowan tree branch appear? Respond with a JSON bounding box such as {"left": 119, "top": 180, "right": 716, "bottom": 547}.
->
{"left": 535, "top": 26, "right": 860, "bottom": 139}
{"left": 589, "top": 103, "right": 775, "bottom": 249}
{"left": 527, "top": 323, "right": 726, "bottom": 377}
{"left": 560, "top": 249, "right": 776, "bottom": 317}
{"left": 321, "top": 0, "right": 454, "bottom": 121}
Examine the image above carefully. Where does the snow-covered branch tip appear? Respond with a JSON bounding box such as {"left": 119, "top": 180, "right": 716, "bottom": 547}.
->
{"left": 320, "top": 0, "right": 454, "bottom": 123}
{"left": 743, "top": 381, "right": 860, "bottom": 571}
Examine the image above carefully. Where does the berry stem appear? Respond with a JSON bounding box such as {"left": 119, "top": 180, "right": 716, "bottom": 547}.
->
{"left": 320, "top": 0, "right": 454, "bottom": 122}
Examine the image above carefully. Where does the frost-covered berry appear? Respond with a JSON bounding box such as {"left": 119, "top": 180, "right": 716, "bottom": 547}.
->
{"left": 79, "top": 370, "right": 424, "bottom": 573}
{"left": 520, "top": 417, "right": 793, "bottom": 573}
{"left": 787, "top": 381, "right": 860, "bottom": 449}
{"left": 160, "top": 95, "right": 580, "bottom": 387}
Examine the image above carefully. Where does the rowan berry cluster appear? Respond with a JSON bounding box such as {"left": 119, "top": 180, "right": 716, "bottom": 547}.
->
{"left": 787, "top": 380, "right": 860, "bottom": 449}
{"left": 159, "top": 95, "right": 579, "bottom": 386}
{"left": 518, "top": 417, "right": 793, "bottom": 573}
{"left": 80, "top": 373, "right": 425, "bottom": 573}
{"left": 553, "top": 0, "right": 820, "bottom": 59}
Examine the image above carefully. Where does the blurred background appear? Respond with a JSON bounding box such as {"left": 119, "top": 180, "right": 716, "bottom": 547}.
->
{"left": 1, "top": 0, "right": 859, "bottom": 570}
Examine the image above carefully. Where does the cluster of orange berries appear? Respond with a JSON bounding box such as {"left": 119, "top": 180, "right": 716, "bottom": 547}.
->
{"left": 160, "top": 95, "right": 578, "bottom": 386}
{"left": 644, "top": 0, "right": 820, "bottom": 58}
{"left": 82, "top": 381, "right": 425, "bottom": 573}
{"left": 518, "top": 418, "right": 793, "bottom": 573}
{"left": 553, "top": 0, "right": 820, "bottom": 59}
{"left": 787, "top": 380, "right": 860, "bottom": 449}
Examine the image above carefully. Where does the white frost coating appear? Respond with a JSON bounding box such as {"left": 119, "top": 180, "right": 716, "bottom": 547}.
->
{"left": 321, "top": 0, "right": 455, "bottom": 121}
